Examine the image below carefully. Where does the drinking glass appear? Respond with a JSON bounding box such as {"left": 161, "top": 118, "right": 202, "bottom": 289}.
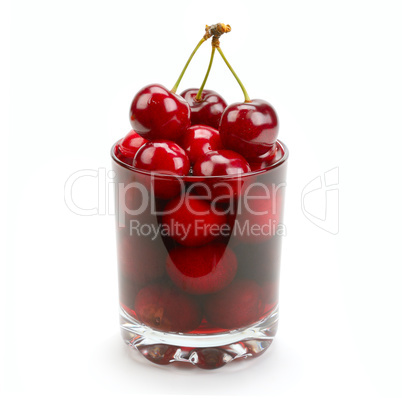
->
{"left": 111, "top": 140, "right": 288, "bottom": 369}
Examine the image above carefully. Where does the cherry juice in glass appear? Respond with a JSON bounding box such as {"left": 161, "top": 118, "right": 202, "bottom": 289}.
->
{"left": 112, "top": 140, "right": 288, "bottom": 369}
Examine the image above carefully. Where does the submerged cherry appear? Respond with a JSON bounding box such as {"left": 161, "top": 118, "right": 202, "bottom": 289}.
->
{"left": 133, "top": 141, "right": 190, "bottom": 199}
{"left": 204, "top": 279, "right": 264, "bottom": 329}
{"left": 180, "top": 88, "right": 227, "bottom": 129}
{"left": 179, "top": 125, "right": 223, "bottom": 165}
{"left": 166, "top": 243, "right": 237, "bottom": 294}
{"left": 134, "top": 283, "right": 202, "bottom": 332}
{"left": 129, "top": 84, "right": 191, "bottom": 141}
{"left": 162, "top": 193, "right": 227, "bottom": 247}
{"left": 192, "top": 150, "right": 251, "bottom": 202}
{"left": 233, "top": 185, "right": 283, "bottom": 243}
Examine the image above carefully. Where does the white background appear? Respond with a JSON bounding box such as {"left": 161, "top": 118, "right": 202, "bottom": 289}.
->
{"left": 1, "top": 0, "right": 402, "bottom": 400}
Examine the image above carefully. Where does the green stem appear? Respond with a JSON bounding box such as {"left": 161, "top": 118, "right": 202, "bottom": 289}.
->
{"left": 196, "top": 46, "right": 216, "bottom": 101}
{"left": 171, "top": 38, "right": 206, "bottom": 94}
{"left": 216, "top": 46, "right": 251, "bottom": 102}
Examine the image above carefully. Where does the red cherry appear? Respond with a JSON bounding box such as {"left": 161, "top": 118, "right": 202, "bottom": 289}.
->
{"left": 130, "top": 84, "right": 191, "bottom": 141}
{"left": 204, "top": 279, "right": 264, "bottom": 329}
{"left": 118, "top": 236, "right": 167, "bottom": 286}
{"left": 233, "top": 185, "right": 283, "bottom": 244}
{"left": 133, "top": 141, "right": 190, "bottom": 175}
{"left": 162, "top": 193, "right": 227, "bottom": 247}
{"left": 193, "top": 150, "right": 251, "bottom": 177}
{"left": 248, "top": 141, "right": 285, "bottom": 171}
{"left": 116, "top": 129, "right": 148, "bottom": 165}
{"left": 248, "top": 143, "right": 277, "bottom": 170}
{"left": 134, "top": 282, "right": 202, "bottom": 332}
{"left": 133, "top": 141, "right": 190, "bottom": 199}
{"left": 219, "top": 99, "right": 279, "bottom": 159}
{"left": 192, "top": 150, "right": 251, "bottom": 202}
{"left": 166, "top": 243, "right": 237, "bottom": 295}
{"left": 249, "top": 147, "right": 283, "bottom": 171}
{"left": 114, "top": 167, "right": 169, "bottom": 230}
{"left": 180, "top": 88, "right": 227, "bottom": 129}
{"left": 179, "top": 125, "right": 223, "bottom": 165}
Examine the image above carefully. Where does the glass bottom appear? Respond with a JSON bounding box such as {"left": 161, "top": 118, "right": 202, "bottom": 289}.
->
{"left": 120, "top": 305, "right": 279, "bottom": 369}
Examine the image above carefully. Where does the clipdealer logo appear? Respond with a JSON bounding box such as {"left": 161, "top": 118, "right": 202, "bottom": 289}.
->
{"left": 63, "top": 168, "right": 286, "bottom": 239}
{"left": 63, "top": 166, "right": 340, "bottom": 236}
{"left": 301, "top": 167, "right": 339, "bottom": 234}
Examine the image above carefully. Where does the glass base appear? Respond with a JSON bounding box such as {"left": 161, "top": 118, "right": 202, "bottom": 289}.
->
{"left": 120, "top": 305, "right": 279, "bottom": 369}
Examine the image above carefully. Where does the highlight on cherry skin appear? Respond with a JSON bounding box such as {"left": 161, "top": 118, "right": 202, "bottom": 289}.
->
{"left": 219, "top": 99, "right": 279, "bottom": 161}
{"left": 133, "top": 140, "right": 190, "bottom": 176}
{"left": 192, "top": 149, "right": 252, "bottom": 202}
{"left": 115, "top": 129, "right": 148, "bottom": 165}
{"left": 179, "top": 124, "right": 223, "bottom": 165}
{"left": 180, "top": 88, "right": 227, "bottom": 129}
{"left": 129, "top": 84, "right": 191, "bottom": 141}
{"left": 193, "top": 149, "right": 251, "bottom": 177}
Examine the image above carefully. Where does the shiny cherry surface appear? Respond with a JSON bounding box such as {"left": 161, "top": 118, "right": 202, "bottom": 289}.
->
{"left": 248, "top": 141, "right": 283, "bottom": 171}
{"left": 130, "top": 84, "right": 191, "bottom": 141}
{"left": 179, "top": 125, "right": 223, "bottom": 165}
{"left": 192, "top": 150, "right": 251, "bottom": 202}
{"left": 180, "top": 88, "right": 227, "bottom": 129}
{"left": 219, "top": 99, "right": 279, "bottom": 159}
{"left": 133, "top": 141, "right": 190, "bottom": 176}
{"left": 193, "top": 150, "right": 251, "bottom": 177}
{"left": 116, "top": 130, "right": 148, "bottom": 164}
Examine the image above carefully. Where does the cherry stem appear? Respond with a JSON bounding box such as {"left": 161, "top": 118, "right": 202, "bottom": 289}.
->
{"left": 216, "top": 46, "right": 251, "bottom": 102}
{"left": 195, "top": 46, "right": 216, "bottom": 101}
{"left": 171, "top": 38, "right": 206, "bottom": 94}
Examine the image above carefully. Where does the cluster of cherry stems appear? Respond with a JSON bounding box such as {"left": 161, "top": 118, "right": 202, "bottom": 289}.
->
{"left": 115, "top": 23, "right": 280, "bottom": 175}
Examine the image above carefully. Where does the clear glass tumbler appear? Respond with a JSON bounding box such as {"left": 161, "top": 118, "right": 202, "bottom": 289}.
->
{"left": 111, "top": 140, "right": 288, "bottom": 369}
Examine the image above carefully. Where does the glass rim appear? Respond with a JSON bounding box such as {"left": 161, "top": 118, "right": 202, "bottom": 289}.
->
{"left": 111, "top": 139, "right": 289, "bottom": 180}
